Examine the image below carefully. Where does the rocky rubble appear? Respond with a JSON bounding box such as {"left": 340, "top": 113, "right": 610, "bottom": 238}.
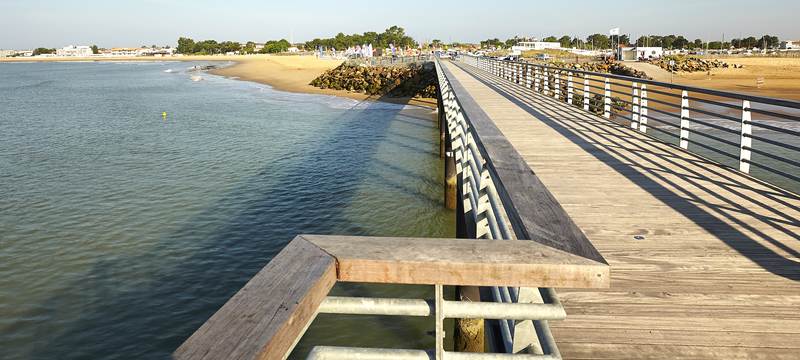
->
{"left": 548, "top": 59, "right": 652, "bottom": 80}
{"left": 310, "top": 62, "right": 437, "bottom": 98}
{"left": 648, "top": 55, "right": 743, "bottom": 73}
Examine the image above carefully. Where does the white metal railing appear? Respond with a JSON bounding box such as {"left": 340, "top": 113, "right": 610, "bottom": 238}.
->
{"left": 459, "top": 54, "right": 800, "bottom": 187}
{"left": 435, "top": 59, "right": 562, "bottom": 358}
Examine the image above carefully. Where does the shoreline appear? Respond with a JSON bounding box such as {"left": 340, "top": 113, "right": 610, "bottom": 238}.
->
{"left": 1, "top": 54, "right": 437, "bottom": 109}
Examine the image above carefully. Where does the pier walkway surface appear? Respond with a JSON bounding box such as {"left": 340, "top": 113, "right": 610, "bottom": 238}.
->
{"left": 440, "top": 60, "right": 800, "bottom": 359}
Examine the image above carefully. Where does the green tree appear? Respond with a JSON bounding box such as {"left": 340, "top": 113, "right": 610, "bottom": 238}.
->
{"left": 177, "top": 37, "right": 196, "bottom": 54}
{"left": 742, "top": 36, "right": 757, "bottom": 49}
{"left": 757, "top": 35, "right": 779, "bottom": 49}
{"left": 32, "top": 48, "right": 56, "bottom": 56}
{"left": 673, "top": 36, "right": 689, "bottom": 49}
{"left": 480, "top": 38, "right": 503, "bottom": 49}
{"left": 558, "top": 35, "right": 572, "bottom": 48}
{"left": 90, "top": 45, "right": 99, "bottom": 54}
{"left": 260, "top": 39, "right": 291, "bottom": 54}
{"left": 431, "top": 39, "right": 442, "bottom": 48}
{"left": 542, "top": 36, "right": 558, "bottom": 42}
{"left": 586, "top": 34, "right": 610, "bottom": 49}
{"left": 504, "top": 36, "right": 522, "bottom": 48}
{"left": 242, "top": 41, "right": 256, "bottom": 54}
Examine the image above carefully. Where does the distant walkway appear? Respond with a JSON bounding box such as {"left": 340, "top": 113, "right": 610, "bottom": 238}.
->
{"left": 441, "top": 60, "right": 800, "bottom": 359}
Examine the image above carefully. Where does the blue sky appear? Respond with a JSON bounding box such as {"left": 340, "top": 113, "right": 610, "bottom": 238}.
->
{"left": 1, "top": 0, "right": 798, "bottom": 49}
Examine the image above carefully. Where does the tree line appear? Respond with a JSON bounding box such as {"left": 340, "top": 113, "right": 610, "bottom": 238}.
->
{"left": 176, "top": 37, "right": 292, "bottom": 55}
{"left": 483, "top": 34, "right": 783, "bottom": 50}
{"left": 304, "top": 26, "right": 416, "bottom": 50}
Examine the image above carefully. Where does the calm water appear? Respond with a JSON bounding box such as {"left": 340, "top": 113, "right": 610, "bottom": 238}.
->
{"left": 0, "top": 62, "right": 453, "bottom": 359}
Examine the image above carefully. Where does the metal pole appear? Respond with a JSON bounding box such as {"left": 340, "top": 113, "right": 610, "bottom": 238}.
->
{"left": 554, "top": 71, "right": 561, "bottom": 100}
{"left": 583, "top": 74, "right": 590, "bottom": 112}
{"left": 639, "top": 84, "right": 648, "bottom": 132}
{"left": 739, "top": 100, "right": 752, "bottom": 173}
{"left": 603, "top": 77, "right": 611, "bottom": 118}
{"left": 631, "top": 82, "right": 639, "bottom": 129}
{"left": 436, "top": 284, "right": 444, "bottom": 360}
{"left": 679, "top": 90, "right": 690, "bottom": 149}
{"left": 567, "top": 72, "right": 574, "bottom": 105}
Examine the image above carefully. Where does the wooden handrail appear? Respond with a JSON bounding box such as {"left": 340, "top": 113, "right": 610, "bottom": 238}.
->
{"left": 174, "top": 235, "right": 609, "bottom": 360}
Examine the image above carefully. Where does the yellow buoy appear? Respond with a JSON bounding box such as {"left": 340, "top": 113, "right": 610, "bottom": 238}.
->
{"left": 162, "top": 112, "right": 167, "bottom": 119}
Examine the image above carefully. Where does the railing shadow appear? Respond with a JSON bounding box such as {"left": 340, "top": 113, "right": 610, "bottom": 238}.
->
{"left": 448, "top": 60, "right": 800, "bottom": 281}
{"left": 21, "top": 92, "right": 449, "bottom": 360}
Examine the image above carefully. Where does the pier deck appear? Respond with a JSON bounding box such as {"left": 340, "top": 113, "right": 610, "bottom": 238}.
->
{"left": 440, "top": 60, "right": 800, "bottom": 359}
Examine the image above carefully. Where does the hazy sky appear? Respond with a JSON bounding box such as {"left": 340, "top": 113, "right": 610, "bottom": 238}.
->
{"left": 1, "top": 0, "right": 798, "bottom": 49}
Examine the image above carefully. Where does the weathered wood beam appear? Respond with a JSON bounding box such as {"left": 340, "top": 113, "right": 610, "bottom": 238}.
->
{"left": 303, "top": 235, "right": 608, "bottom": 288}
{"left": 174, "top": 237, "right": 337, "bottom": 360}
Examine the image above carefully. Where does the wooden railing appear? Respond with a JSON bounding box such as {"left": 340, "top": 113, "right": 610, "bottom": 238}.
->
{"left": 174, "top": 235, "right": 608, "bottom": 360}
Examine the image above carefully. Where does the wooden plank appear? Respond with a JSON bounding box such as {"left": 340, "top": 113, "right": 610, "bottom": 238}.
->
{"left": 174, "top": 237, "right": 337, "bottom": 360}
{"left": 302, "top": 234, "right": 609, "bottom": 288}
{"left": 557, "top": 343, "right": 798, "bottom": 360}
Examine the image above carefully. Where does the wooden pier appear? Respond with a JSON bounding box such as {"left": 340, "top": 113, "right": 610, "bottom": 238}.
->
{"left": 440, "top": 59, "right": 800, "bottom": 359}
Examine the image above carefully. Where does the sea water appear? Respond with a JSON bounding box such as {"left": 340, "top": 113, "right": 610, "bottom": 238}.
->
{"left": 0, "top": 61, "right": 453, "bottom": 359}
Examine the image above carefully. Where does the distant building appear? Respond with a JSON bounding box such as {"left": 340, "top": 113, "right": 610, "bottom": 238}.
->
{"left": 287, "top": 46, "right": 299, "bottom": 53}
{"left": 56, "top": 45, "right": 93, "bottom": 57}
{"left": 0, "top": 49, "right": 17, "bottom": 57}
{"left": 618, "top": 46, "right": 663, "bottom": 61}
{"left": 511, "top": 41, "right": 562, "bottom": 53}
{"left": 780, "top": 40, "right": 800, "bottom": 50}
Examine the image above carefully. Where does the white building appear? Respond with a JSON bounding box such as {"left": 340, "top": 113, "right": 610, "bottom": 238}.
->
{"left": 511, "top": 41, "right": 562, "bottom": 53}
{"left": 618, "top": 46, "right": 664, "bottom": 61}
{"left": 780, "top": 40, "right": 800, "bottom": 50}
{"left": 56, "top": 45, "right": 93, "bottom": 57}
{"left": 0, "top": 49, "right": 17, "bottom": 57}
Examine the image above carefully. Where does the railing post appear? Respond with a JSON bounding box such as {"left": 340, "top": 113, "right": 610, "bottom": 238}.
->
{"left": 543, "top": 68, "right": 550, "bottom": 96}
{"left": 526, "top": 65, "right": 532, "bottom": 88}
{"left": 515, "top": 63, "right": 520, "bottom": 84}
{"left": 603, "top": 77, "right": 611, "bottom": 119}
{"left": 567, "top": 72, "right": 574, "bottom": 105}
{"left": 679, "top": 90, "right": 690, "bottom": 149}
{"left": 739, "top": 100, "right": 752, "bottom": 173}
{"left": 583, "top": 74, "right": 590, "bottom": 112}
{"left": 631, "top": 82, "right": 640, "bottom": 129}
{"left": 534, "top": 67, "right": 541, "bottom": 92}
{"left": 639, "top": 84, "right": 648, "bottom": 132}
{"left": 435, "top": 284, "right": 444, "bottom": 360}
{"left": 554, "top": 71, "right": 561, "bottom": 100}
{"left": 511, "top": 63, "right": 519, "bottom": 84}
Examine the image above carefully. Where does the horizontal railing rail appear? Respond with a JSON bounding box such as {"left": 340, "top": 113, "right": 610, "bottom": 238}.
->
{"left": 457, "top": 55, "right": 800, "bottom": 189}
{"left": 174, "top": 235, "right": 608, "bottom": 360}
